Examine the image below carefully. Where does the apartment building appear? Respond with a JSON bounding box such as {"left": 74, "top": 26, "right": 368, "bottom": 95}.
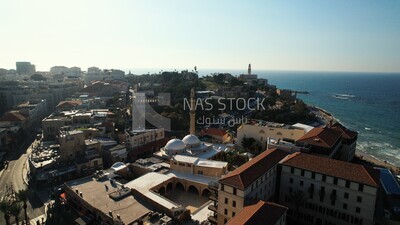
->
{"left": 278, "top": 152, "right": 379, "bottom": 225}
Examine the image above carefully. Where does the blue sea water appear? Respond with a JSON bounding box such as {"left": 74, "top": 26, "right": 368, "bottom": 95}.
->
{"left": 256, "top": 71, "right": 400, "bottom": 166}
{"left": 131, "top": 68, "right": 400, "bottom": 166}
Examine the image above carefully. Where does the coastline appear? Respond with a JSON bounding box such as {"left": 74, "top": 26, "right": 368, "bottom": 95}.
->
{"left": 307, "top": 104, "right": 400, "bottom": 173}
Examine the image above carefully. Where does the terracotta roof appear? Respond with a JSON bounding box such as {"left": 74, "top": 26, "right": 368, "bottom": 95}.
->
{"left": 331, "top": 122, "right": 358, "bottom": 139}
{"left": 0, "top": 112, "right": 27, "bottom": 122}
{"left": 201, "top": 127, "right": 227, "bottom": 137}
{"left": 226, "top": 200, "right": 287, "bottom": 225}
{"left": 219, "top": 148, "right": 288, "bottom": 190}
{"left": 56, "top": 100, "right": 82, "bottom": 109}
{"left": 281, "top": 152, "right": 380, "bottom": 187}
{"left": 297, "top": 126, "right": 342, "bottom": 149}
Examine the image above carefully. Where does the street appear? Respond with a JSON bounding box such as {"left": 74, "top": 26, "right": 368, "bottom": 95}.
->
{"left": 0, "top": 136, "right": 46, "bottom": 225}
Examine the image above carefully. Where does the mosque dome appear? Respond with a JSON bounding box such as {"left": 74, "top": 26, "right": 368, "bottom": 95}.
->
{"left": 182, "top": 134, "right": 201, "bottom": 147}
{"left": 165, "top": 138, "right": 186, "bottom": 152}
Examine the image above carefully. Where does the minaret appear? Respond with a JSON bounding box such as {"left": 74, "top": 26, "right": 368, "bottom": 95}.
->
{"left": 189, "top": 88, "right": 196, "bottom": 135}
{"left": 248, "top": 63, "right": 251, "bottom": 75}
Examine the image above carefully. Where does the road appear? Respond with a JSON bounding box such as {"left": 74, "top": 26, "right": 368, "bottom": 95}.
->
{"left": 0, "top": 136, "right": 46, "bottom": 225}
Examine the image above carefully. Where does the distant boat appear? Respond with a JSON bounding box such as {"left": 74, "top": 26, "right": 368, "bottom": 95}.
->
{"left": 365, "top": 127, "right": 371, "bottom": 130}
{"left": 332, "top": 93, "right": 356, "bottom": 100}
{"left": 332, "top": 94, "right": 349, "bottom": 100}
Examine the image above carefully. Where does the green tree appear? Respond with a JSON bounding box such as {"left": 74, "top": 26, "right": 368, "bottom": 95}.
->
{"left": 290, "top": 190, "right": 306, "bottom": 216}
{"left": 0, "top": 200, "right": 11, "bottom": 225}
{"left": 9, "top": 202, "right": 22, "bottom": 225}
{"left": 15, "top": 189, "right": 29, "bottom": 225}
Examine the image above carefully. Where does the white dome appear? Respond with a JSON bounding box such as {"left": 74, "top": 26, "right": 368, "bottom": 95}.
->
{"left": 182, "top": 134, "right": 200, "bottom": 147}
{"left": 165, "top": 138, "right": 186, "bottom": 151}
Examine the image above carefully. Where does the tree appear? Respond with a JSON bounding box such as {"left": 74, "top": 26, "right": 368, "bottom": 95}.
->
{"left": 290, "top": 190, "right": 306, "bottom": 216}
{"left": 0, "top": 200, "right": 11, "bottom": 225}
{"left": 16, "top": 189, "right": 29, "bottom": 225}
{"left": 9, "top": 202, "right": 22, "bottom": 225}
{"left": 30, "top": 74, "right": 46, "bottom": 81}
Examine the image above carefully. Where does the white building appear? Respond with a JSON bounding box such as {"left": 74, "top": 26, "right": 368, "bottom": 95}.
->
{"left": 278, "top": 152, "right": 379, "bottom": 225}
{"left": 125, "top": 128, "right": 165, "bottom": 150}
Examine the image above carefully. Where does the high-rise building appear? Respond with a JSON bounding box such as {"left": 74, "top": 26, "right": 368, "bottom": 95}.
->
{"left": 16, "top": 62, "right": 36, "bottom": 75}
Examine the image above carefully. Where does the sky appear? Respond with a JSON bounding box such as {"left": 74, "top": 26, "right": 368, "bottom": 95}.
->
{"left": 1, "top": 0, "right": 400, "bottom": 73}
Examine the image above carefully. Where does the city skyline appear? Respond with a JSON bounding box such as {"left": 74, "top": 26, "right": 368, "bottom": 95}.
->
{"left": 1, "top": 0, "right": 400, "bottom": 73}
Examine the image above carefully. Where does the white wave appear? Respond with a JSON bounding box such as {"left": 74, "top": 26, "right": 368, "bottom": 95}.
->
{"left": 364, "top": 127, "right": 371, "bottom": 130}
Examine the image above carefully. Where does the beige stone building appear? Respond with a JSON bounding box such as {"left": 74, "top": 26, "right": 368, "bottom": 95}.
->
{"left": 170, "top": 155, "right": 228, "bottom": 178}
{"left": 125, "top": 128, "right": 165, "bottom": 150}
{"left": 211, "top": 148, "right": 289, "bottom": 225}
{"left": 237, "top": 122, "right": 309, "bottom": 149}
{"left": 278, "top": 152, "right": 379, "bottom": 225}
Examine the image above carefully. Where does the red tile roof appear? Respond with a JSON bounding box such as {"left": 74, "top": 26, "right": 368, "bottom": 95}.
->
{"left": 331, "top": 122, "right": 358, "bottom": 140}
{"left": 281, "top": 152, "right": 380, "bottom": 187}
{"left": 297, "top": 126, "right": 342, "bottom": 148}
{"left": 219, "top": 148, "right": 288, "bottom": 190}
{"left": 201, "top": 127, "right": 227, "bottom": 137}
{"left": 226, "top": 200, "right": 287, "bottom": 225}
{"left": 56, "top": 100, "right": 82, "bottom": 109}
{"left": 0, "top": 112, "right": 27, "bottom": 122}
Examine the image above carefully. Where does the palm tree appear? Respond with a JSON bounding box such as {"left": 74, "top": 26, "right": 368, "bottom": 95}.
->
{"left": 0, "top": 200, "right": 11, "bottom": 225}
{"left": 16, "top": 189, "right": 29, "bottom": 225}
{"left": 9, "top": 202, "right": 22, "bottom": 225}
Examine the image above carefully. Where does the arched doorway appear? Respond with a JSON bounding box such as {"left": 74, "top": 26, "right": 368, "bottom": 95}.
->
{"left": 188, "top": 185, "right": 199, "bottom": 195}
{"left": 202, "top": 188, "right": 211, "bottom": 197}
{"left": 166, "top": 182, "right": 173, "bottom": 193}
{"left": 176, "top": 182, "right": 185, "bottom": 191}
{"left": 158, "top": 186, "right": 166, "bottom": 195}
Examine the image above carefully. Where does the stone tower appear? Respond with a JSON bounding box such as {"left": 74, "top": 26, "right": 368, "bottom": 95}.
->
{"left": 248, "top": 63, "right": 251, "bottom": 75}
{"left": 189, "top": 88, "right": 196, "bottom": 135}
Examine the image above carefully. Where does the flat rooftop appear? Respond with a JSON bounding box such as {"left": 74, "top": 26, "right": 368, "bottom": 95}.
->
{"left": 172, "top": 155, "right": 227, "bottom": 168}
{"left": 66, "top": 176, "right": 151, "bottom": 224}
{"left": 124, "top": 172, "right": 178, "bottom": 209}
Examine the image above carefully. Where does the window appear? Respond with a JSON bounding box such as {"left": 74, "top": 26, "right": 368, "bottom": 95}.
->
{"left": 334, "top": 177, "right": 338, "bottom": 185}
{"left": 224, "top": 198, "right": 228, "bottom": 204}
{"left": 357, "top": 196, "right": 362, "bottom": 203}
{"left": 300, "top": 181, "right": 304, "bottom": 186}
{"left": 344, "top": 192, "right": 349, "bottom": 199}
{"left": 291, "top": 167, "right": 294, "bottom": 174}
{"left": 301, "top": 169, "right": 305, "bottom": 176}
{"left": 343, "top": 203, "right": 347, "bottom": 209}
{"left": 289, "top": 188, "right": 292, "bottom": 193}
{"left": 346, "top": 180, "right": 350, "bottom": 188}
{"left": 224, "top": 209, "right": 228, "bottom": 215}
{"left": 358, "top": 184, "right": 364, "bottom": 192}
{"left": 322, "top": 175, "right": 326, "bottom": 182}
{"left": 232, "top": 212, "right": 236, "bottom": 217}
{"left": 356, "top": 207, "right": 361, "bottom": 213}
{"left": 233, "top": 201, "right": 236, "bottom": 207}
{"left": 233, "top": 188, "right": 237, "bottom": 195}
{"left": 290, "top": 178, "right": 293, "bottom": 184}
{"left": 221, "top": 184, "right": 224, "bottom": 191}
{"left": 312, "top": 172, "right": 316, "bottom": 179}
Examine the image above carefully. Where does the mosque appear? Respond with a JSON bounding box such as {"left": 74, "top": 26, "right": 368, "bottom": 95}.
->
{"left": 155, "top": 89, "right": 229, "bottom": 159}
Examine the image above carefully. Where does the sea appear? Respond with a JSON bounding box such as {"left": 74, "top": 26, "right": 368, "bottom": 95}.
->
{"left": 128, "top": 68, "right": 400, "bottom": 166}
{"left": 242, "top": 70, "right": 400, "bottom": 167}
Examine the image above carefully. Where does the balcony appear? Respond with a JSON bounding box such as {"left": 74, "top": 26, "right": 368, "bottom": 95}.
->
{"left": 209, "top": 195, "right": 217, "bottom": 202}
{"left": 208, "top": 213, "right": 217, "bottom": 224}
{"left": 208, "top": 205, "right": 218, "bottom": 212}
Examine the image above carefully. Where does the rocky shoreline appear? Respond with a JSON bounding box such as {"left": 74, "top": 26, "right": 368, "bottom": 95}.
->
{"left": 308, "top": 105, "right": 400, "bottom": 174}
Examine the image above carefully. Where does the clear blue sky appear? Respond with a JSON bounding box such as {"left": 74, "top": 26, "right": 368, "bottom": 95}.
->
{"left": 1, "top": 0, "right": 399, "bottom": 72}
